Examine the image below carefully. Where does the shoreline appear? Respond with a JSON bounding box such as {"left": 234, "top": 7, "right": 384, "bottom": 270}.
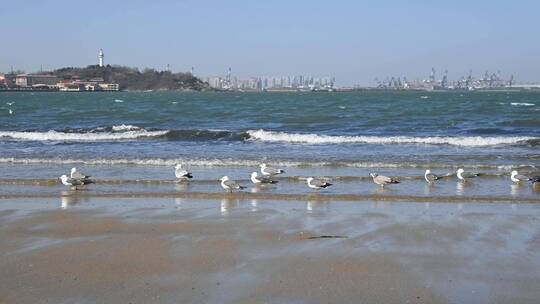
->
{"left": 2, "top": 191, "right": 539, "bottom": 204}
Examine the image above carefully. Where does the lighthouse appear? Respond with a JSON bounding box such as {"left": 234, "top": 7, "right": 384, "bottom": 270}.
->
{"left": 98, "top": 49, "right": 104, "bottom": 67}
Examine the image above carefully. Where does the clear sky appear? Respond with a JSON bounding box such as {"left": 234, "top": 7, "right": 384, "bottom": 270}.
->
{"left": 1, "top": 0, "right": 539, "bottom": 85}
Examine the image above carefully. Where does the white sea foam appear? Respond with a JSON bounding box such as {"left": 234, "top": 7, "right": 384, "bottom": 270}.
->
{"left": 114, "top": 99, "right": 124, "bottom": 103}
{"left": 0, "top": 157, "right": 532, "bottom": 171}
{"left": 247, "top": 129, "right": 536, "bottom": 147}
{"left": 0, "top": 129, "right": 168, "bottom": 142}
{"left": 510, "top": 102, "right": 535, "bottom": 106}
{"left": 111, "top": 124, "right": 142, "bottom": 131}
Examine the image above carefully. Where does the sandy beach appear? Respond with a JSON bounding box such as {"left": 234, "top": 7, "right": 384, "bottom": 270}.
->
{"left": 1, "top": 196, "right": 540, "bottom": 303}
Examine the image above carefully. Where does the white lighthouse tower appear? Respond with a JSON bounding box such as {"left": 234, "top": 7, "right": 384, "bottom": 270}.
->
{"left": 98, "top": 49, "right": 104, "bottom": 67}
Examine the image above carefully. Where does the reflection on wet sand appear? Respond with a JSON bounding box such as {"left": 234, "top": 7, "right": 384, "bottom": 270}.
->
{"left": 60, "top": 192, "right": 81, "bottom": 209}
{"left": 250, "top": 199, "right": 259, "bottom": 211}
{"left": 374, "top": 187, "right": 394, "bottom": 194}
{"left": 174, "top": 182, "right": 190, "bottom": 192}
{"left": 306, "top": 200, "right": 330, "bottom": 213}
{"left": 174, "top": 198, "right": 184, "bottom": 209}
{"left": 510, "top": 184, "right": 522, "bottom": 197}
{"left": 456, "top": 181, "right": 472, "bottom": 196}
{"left": 220, "top": 198, "right": 239, "bottom": 215}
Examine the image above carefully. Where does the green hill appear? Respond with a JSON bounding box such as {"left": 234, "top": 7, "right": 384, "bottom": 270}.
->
{"left": 53, "top": 65, "right": 210, "bottom": 91}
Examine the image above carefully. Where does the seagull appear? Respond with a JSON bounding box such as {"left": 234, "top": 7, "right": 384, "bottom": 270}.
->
{"left": 260, "top": 163, "right": 285, "bottom": 176}
{"left": 306, "top": 177, "right": 332, "bottom": 190}
{"left": 60, "top": 174, "right": 88, "bottom": 190}
{"left": 250, "top": 172, "right": 278, "bottom": 184}
{"left": 174, "top": 164, "right": 193, "bottom": 180}
{"left": 6, "top": 102, "right": 14, "bottom": 106}
{"left": 424, "top": 169, "right": 441, "bottom": 183}
{"left": 456, "top": 168, "right": 480, "bottom": 181}
{"left": 370, "top": 173, "right": 400, "bottom": 187}
{"left": 70, "top": 167, "right": 91, "bottom": 182}
{"left": 510, "top": 170, "right": 532, "bottom": 183}
{"left": 220, "top": 176, "right": 246, "bottom": 192}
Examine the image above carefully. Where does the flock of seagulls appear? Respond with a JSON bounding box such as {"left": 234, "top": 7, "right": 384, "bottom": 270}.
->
{"left": 6, "top": 102, "right": 14, "bottom": 115}
{"left": 58, "top": 164, "right": 540, "bottom": 192}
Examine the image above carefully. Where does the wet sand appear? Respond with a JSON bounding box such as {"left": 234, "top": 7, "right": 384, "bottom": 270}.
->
{"left": 1, "top": 198, "right": 540, "bottom": 303}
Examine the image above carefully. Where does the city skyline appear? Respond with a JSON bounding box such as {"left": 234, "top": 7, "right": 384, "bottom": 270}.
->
{"left": 1, "top": 0, "right": 539, "bottom": 85}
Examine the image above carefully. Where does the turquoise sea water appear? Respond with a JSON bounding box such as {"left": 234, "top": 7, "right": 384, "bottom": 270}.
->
{"left": 0, "top": 91, "right": 538, "bottom": 169}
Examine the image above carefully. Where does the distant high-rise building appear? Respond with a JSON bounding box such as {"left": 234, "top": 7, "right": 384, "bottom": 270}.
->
{"left": 98, "top": 49, "right": 104, "bottom": 67}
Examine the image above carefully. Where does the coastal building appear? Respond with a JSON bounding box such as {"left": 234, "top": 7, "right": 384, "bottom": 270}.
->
{"left": 98, "top": 49, "right": 104, "bottom": 67}
{"left": 57, "top": 82, "right": 84, "bottom": 92}
{"left": 15, "top": 74, "right": 58, "bottom": 87}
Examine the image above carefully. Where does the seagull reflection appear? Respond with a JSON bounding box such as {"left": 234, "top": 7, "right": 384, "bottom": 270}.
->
{"left": 220, "top": 198, "right": 239, "bottom": 215}
{"left": 510, "top": 184, "right": 522, "bottom": 197}
{"left": 250, "top": 199, "right": 259, "bottom": 211}
{"left": 424, "top": 183, "right": 435, "bottom": 196}
{"left": 174, "top": 182, "right": 190, "bottom": 192}
{"left": 306, "top": 200, "right": 329, "bottom": 213}
{"left": 374, "top": 187, "right": 393, "bottom": 194}
{"left": 175, "top": 198, "right": 184, "bottom": 209}
{"left": 456, "top": 181, "right": 470, "bottom": 196}
{"left": 60, "top": 192, "right": 81, "bottom": 209}
{"left": 457, "top": 203, "right": 464, "bottom": 211}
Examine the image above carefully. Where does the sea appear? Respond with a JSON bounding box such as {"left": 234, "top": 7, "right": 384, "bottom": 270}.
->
{"left": 1, "top": 91, "right": 539, "bottom": 200}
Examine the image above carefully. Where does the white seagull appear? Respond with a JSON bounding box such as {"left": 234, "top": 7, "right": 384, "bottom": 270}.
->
{"left": 260, "top": 163, "right": 285, "bottom": 176}
{"left": 510, "top": 170, "right": 531, "bottom": 183}
{"left": 220, "top": 176, "right": 246, "bottom": 192}
{"left": 424, "top": 169, "right": 441, "bottom": 183}
{"left": 250, "top": 172, "right": 278, "bottom": 185}
{"left": 456, "top": 168, "right": 480, "bottom": 182}
{"left": 370, "top": 173, "right": 400, "bottom": 187}
{"left": 306, "top": 177, "right": 332, "bottom": 190}
{"left": 174, "top": 164, "right": 193, "bottom": 180}
{"left": 60, "top": 174, "right": 89, "bottom": 190}
{"left": 70, "top": 167, "right": 91, "bottom": 182}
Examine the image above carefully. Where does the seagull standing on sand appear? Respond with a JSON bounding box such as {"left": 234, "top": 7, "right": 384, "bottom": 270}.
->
{"left": 456, "top": 168, "right": 480, "bottom": 182}
{"left": 424, "top": 169, "right": 441, "bottom": 184}
{"left": 306, "top": 177, "right": 332, "bottom": 190}
{"left": 370, "top": 173, "right": 400, "bottom": 187}
{"left": 174, "top": 164, "right": 193, "bottom": 180}
{"left": 510, "top": 170, "right": 532, "bottom": 183}
{"left": 70, "top": 167, "right": 91, "bottom": 181}
{"left": 260, "top": 163, "right": 285, "bottom": 177}
{"left": 220, "top": 176, "right": 246, "bottom": 192}
{"left": 250, "top": 172, "right": 278, "bottom": 185}
{"left": 60, "top": 174, "right": 88, "bottom": 190}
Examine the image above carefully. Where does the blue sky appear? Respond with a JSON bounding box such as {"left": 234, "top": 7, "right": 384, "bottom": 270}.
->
{"left": 1, "top": 0, "right": 539, "bottom": 85}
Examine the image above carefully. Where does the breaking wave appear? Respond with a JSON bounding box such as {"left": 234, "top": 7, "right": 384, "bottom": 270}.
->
{"left": 510, "top": 102, "right": 535, "bottom": 106}
{"left": 246, "top": 129, "right": 539, "bottom": 147}
{"left": 0, "top": 157, "right": 535, "bottom": 171}
{"left": 0, "top": 126, "right": 168, "bottom": 142}
{"left": 0, "top": 125, "right": 247, "bottom": 142}
{"left": 0, "top": 126, "right": 537, "bottom": 147}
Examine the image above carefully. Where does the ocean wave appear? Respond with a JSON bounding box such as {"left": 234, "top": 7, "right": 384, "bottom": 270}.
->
{"left": 510, "top": 102, "right": 535, "bottom": 106}
{"left": 0, "top": 157, "right": 535, "bottom": 171}
{"left": 0, "top": 125, "right": 249, "bottom": 142}
{"left": 111, "top": 124, "right": 141, "bottom": 131}
{"left": 246, "top": 129, "right": 538, "bottom": 147}
{"left": 0, "top": 128, "right": 168, "bottom": 142}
